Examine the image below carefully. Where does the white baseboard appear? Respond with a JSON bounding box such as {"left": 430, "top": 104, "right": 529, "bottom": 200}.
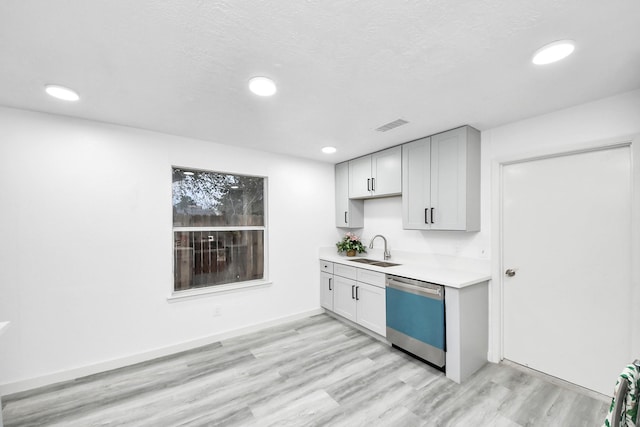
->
{"left": 501, "top": 359, "right": 611, "bottom": 402}
{"left": 1, "top": 308, "right": 324, "bottom": 396}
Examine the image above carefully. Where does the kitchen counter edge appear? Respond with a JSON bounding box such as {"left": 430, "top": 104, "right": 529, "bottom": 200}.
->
{"left": 319, "top": 254, "right": 491, "bottom": 289}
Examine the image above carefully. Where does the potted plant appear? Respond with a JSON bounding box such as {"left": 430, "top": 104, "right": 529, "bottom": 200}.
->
{"left": 336, "top": 232, "right": 366, "bottom": 257}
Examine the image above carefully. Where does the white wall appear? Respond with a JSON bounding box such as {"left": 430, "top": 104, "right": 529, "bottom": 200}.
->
{"left": 354, "top": 197, "right": 489, "bottom": 259}
{"left": 0, "top": 107, "right": 336, "bottom": 393}
{"left": 484, "top": 89, "right": 640, "bottom": 363}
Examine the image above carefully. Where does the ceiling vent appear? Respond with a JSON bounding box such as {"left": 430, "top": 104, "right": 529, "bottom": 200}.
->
{"left": 375, "top": 118, "right": 409, "bottom": 132}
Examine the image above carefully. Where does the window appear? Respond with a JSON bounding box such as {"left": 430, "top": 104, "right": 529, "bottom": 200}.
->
{"left": 172, "top": 167, "right": 266, "bottom": 292}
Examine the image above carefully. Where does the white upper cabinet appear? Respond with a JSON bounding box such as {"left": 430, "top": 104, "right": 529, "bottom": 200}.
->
{"left": 348, "top": 146, "right": 401, "bottom": 199}
{"left": 402, "top": 136, "right": 431, "bottom": 229}
{"left": 335, "top": 162, "right": 364, "bottom": 228}
{"left": 431, "top": 127, "right": 481, "bottom": 231}
{"left": 402, "top": 126, "right": 481, "bottom": 231}
{"left": 348, "top": 156, "right": 372, "bottom": 198}
{"left": 371, "top": 147, "right": 402, "bottom": 196}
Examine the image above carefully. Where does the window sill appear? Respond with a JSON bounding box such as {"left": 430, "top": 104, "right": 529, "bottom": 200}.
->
{"left": 167, "top": 279, "right": 272, "bottom": 302}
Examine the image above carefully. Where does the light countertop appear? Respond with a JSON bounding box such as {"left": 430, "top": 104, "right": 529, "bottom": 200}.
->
{"left": 319, "top": 247, "right": 491, "bottom": 289}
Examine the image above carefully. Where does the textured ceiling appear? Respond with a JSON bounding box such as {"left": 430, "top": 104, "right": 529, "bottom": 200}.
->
{"left": 1, "top": 0, "right": 639, "bottom": 163}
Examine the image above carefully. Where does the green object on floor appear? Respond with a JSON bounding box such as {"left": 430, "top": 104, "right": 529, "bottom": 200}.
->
{"left": 603, "top": 363, "right": 639, "bottom": 427}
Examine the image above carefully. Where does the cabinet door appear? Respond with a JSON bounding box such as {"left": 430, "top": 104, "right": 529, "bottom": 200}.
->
{"left": 333, "top": 276, "right": 357, "bottom": 322}
{"left": 335, "top": 162, "right": 364, "bottom": 228}
{"left": 348, "top": 155, "right": 372, "bottom": 198}
{"left": 371, "top": 146, "right": 402, "bottom": 197}
{"left": 402, "top": 137, "right": 431, "bottom": 230}
{"left": 356, "top": 282, "right": 386, "bottom": 336}
{"left": 320, "top": 272, "right": 334, "bottom": 311}
{"left": 430, "top": 127, "right": 480, "bottom": 231}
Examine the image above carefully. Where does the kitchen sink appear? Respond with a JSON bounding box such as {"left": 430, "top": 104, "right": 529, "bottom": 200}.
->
{"left": 348, "top": 258, "right": 400, "bottom": 268}
{"left": 371, "top": 261, "right": 400, "bottom": 267}
{"left": 348, "top": 258, "right": 378, "bottom": 264}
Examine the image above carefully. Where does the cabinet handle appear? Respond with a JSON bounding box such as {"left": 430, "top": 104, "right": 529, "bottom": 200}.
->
{"left": 367, "top": 178, "right": 371, "bottom": 191}
{"left": 351, "top": 285, "right": 355, "bottom": 299}
{"left": 344, "top": 211, "right": 348, "bottom": 224}
{"left": 329, "top": 278, "right": 332, "bottom": 291}
{"left": 371, "top": 178, "right": 375, "bottom": 191}
{"left": 425, "top": 208, "right": 428, "bottom": 224}
{"left": 355, "top": 286, "right": 359, "bottom": 300}
{"left": 431, "top": 207, "right": 435, "bottom": 224}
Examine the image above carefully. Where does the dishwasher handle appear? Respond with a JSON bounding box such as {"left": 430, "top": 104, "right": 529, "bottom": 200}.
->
{"left": 387, "top": 278, "right": 443, "bottom": 300}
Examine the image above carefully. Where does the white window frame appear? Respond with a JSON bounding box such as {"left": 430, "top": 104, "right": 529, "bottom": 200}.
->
{"left": 168, "top": 167, "right": 270, "bottom": 301}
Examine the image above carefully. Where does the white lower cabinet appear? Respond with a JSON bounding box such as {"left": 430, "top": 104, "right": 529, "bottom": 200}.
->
{"left": 320, "top": 271, "right": 334, "bottom": 311}
{"left": 353, "top": 282, "right": 386, "bottom": 335}
{"left": 333, "top": 275, "right": 357, "bottom": 322}
{"left": 326, "top": 263, "right": 386, "bottom": 336}
{"left": 320, "top": 258, "right": 489, "bottom": 384}
{"left": 320, "top": 260, "right": 335, "bottom": 311}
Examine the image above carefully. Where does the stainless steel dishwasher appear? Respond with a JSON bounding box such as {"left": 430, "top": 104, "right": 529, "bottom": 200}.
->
{"left": 386, "top": 275, "right": 445, "bottom": 369}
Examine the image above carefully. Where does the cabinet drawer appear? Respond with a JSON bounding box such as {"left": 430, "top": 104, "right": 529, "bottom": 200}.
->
{"left": 334, "top": 263, "right": 357, "bottom": 280}
{"left": 319, "top": 260, "right": 334, "bottom": 274}
{"left": 356, "top": 268, "right": 386, "bottom": 288}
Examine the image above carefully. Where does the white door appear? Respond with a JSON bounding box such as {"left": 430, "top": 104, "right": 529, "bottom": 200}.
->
{"left": 335, "top": 162, "right": 350, "bottom": 227}
{"left": 430, "top": 127, "right": 467, "bottom": 230}
{"left": 332, "top": 276, "right": 357, "bottom": 322}
{"left": 402, "top": 137, "right": 431, "bottom": 230}
{"left": 502, "top": 146, "right": 632, "bottom": 395}
{"left": 355, "top": 283, "right": 386, "bottom": 336}
{"left": 371, "top": 146, "right": 402, "bottom": 197}
{"left": 348, "top": 155, "right": 372, "bottom": 198}
{"left": 320, "top": 272, "right": 334, "bottom": 311}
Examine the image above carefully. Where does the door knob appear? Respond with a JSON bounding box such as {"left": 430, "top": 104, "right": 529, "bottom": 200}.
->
{"left": 505, "top": 269, "right": 517, "bottom": 277}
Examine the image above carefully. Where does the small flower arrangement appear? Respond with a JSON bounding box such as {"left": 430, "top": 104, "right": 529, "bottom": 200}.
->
{"left": 336, "top": 232, "right": 366, "bottom": 256}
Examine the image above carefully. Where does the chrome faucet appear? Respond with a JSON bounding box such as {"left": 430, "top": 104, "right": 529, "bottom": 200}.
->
{"left": 369, "top": 235, "right": 391, "bottom": 260}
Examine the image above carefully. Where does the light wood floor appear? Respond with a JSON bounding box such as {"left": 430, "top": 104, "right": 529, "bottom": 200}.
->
{"left": 2, "top": 314, "right": 610, "bottom": 426}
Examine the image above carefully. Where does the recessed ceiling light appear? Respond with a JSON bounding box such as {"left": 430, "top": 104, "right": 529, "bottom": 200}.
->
{"left": 532, "top": 40, "right": 575, "bottom": 65}
{"left": 249, "top": 77, "right": 277, "bottom": 96}
{"left": 45, "top": 84, "right": 80, "bottom": 101}
{"left": 322, "top": 146, "right": 337, "bottom": 154}
{"left": 183, "top": 171, "right": 195, "bottom": 176}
